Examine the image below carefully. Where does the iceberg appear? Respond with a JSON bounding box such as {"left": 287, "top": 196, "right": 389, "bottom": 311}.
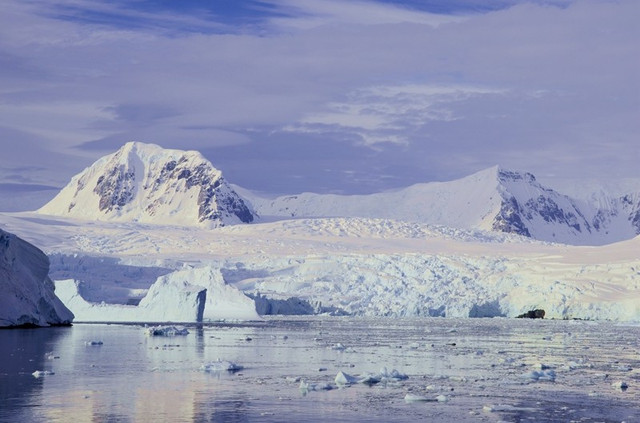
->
{"left": 55, "top": 276, "right": 206, "bottom": 323}
{"left": 0, "top": 228, "right": 73, "bottom": 327}
{"left": 54, "top": 265, "right": 260, "bottom": 323}
{"left": 162, "top": 266, "right": 260, "bottom": 321}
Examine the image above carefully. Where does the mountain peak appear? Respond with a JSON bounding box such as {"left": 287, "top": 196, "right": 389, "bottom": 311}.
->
{"left": 38, "top": 142, "right": 255, "bottom": 227}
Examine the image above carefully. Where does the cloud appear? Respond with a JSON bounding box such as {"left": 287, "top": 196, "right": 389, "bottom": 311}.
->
{"left": 285, "top": 84, "right": 505, "bottom": 146}
{"left": 0, "top": 0, "right": 637, "bottom": 199}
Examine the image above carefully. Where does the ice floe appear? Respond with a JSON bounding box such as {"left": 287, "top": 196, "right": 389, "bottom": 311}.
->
{"left": 144, "top": 326, "right": 189, "bottom": 336}
{"left": 201, "top": 359, "right": 243, "bottom": 373}
{"left": 32, "top": 370, "right": 55, "bottom": 378}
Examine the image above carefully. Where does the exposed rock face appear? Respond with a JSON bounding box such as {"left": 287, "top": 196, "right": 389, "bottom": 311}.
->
{"left": 516, "top": 309, "right": 546, "bottom": 319}
{"left": 0, "top": 228, "right": 73, "bottom": 327}
{"left": 39, "top": 142, "right": 256, "bottom": 227}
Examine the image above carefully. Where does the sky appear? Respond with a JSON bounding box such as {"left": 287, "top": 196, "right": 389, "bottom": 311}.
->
{"left": 0, "top": 0, "right": 638, "bottom": 209}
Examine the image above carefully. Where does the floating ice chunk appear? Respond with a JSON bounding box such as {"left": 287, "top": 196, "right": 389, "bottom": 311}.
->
{"left": 144, "top": 326, "right": 189, "bottom": 336}
{"left": 330, "top": 343, "right": 346, "bottom": 351}
{"left": 483, "top": 404, "right": 539, "bottom": 413}
{"left": 358, "top": 373, "right": 382, "bottom": 385}
{"left": 521, "top": 369, "right": 556, "bottom": 382}
{"left": 404, "top": 394, "right": 436, "bottom": 402}
{"left": 84, "top": 340, "right": 103, "bottom": 346}
{"left": 335, "top": 371, "right": 359, "bottom": 385}
{"left": 285, "top": 376, "right": 301, "bottom": 383}
{"left": 299, "top": 380, "right": 332, "bottom": 392}
{"left": 379, "top": 367, "right": 409, "bottom": 381}
{"left": 32, "top": 370, "right": 55, "bottom": 378}
{"left": 436, "top": 395, "right": 448, "bottom": 403}
{"left": 201, "top": 359, "right": 243, "bottom": 373}
{"left": 533, "top": 362, "right": 553, "bottom": 370}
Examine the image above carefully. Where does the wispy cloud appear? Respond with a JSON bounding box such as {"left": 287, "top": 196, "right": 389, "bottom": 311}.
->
{"left": 0, "top": 0, "right": 637, "bottom": 198}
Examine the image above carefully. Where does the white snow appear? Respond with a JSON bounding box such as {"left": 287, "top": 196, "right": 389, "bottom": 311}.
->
{"left": 2, "top": 210, "right": 640, "bottom": 322}
{"left": 0, "top": 228, "right": 73, "bottom": 327}
{"left": 162, "top": 266, "right": 260, "bottom": 322}
{"left": 37, "top": 141, "right": 254, "bottom": 227}
{"left": 55, "top": 275, "right": 206, "bottom": 323}
{"left": 2, "top": 143, "right": 640, "bottom": 323}
{"left": 246, "top": 166, "right": 640, "bottom": 246}
{"left": 54, "top": 265, "right": 259, "bottom": 323}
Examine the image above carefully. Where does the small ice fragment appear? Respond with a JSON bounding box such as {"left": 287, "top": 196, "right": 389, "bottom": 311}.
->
{"left": 521, "top": 369, "right": 556, "bottom": 382}
{"left": 330, "top": 343, "right": 346, "bottom": 351}
{"left": 335, "top": 371, "right": 359, "bottom": 385}
{"left": 84, "top": 341, "right": 103, "bottom": 346}
{"left": 285, "top": 376, "right": 301, "bottom": 383}
{"left": 404, "top": 394, "right": 436, "bottom": 403}
{"left": 436, "top": 395, "right": 448, "bottom": 402}
{"left": 201, "top": 359, "right": 243, "bottom": 373}
{"left": 145, "top": 326, "right": 189, "bottom": 336}
{"left": 359, "top": 373, "right": 381, "bottom": 385}
{"left": 32, "top": 370, "right": 54, "bottom": 378}
{"left": 533, "top": 362, "right": 553, "bottom": 370}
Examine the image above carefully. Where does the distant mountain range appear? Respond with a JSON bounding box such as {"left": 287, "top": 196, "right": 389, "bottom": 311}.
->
{"left": 37, "top": 142, "right": 640, "bottom": 245}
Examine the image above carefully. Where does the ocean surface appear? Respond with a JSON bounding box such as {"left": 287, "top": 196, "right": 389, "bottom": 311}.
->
{"left": 1, "top": 317, "right": 638, "bottom": 422}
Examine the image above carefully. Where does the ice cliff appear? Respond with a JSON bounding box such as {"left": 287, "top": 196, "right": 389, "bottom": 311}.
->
{"left": 0, "top": 228, "right": 73, "bottom": 327}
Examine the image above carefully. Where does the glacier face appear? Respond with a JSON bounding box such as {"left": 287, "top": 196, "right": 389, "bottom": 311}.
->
{"left": 38, "top": 142, "right": 255, "bottom": 227}
{"left": 1, "top": 211, "right": 639, "bottom": 321}
{"left": 0, "top": 228, "right": 73, "bottom": 327}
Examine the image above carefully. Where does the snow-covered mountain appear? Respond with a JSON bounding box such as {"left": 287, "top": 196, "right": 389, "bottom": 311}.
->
{"left": 38, "top": 142, "right": 255, "bottom": 227}
{"left": 34, "top": 142, "right": 639, "bottom": 244}
{"left": 248, "top": 166, "right": 640, "bottom": 245}
{"left": 0, "top": 228, "right": 73, "bottom": 327}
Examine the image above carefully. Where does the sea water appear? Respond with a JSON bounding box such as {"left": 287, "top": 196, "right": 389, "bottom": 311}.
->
{"left": 1, "top": 317, "right": 638, "bottom": 422}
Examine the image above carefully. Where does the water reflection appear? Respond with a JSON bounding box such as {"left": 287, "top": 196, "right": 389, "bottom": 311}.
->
{"left": 0, "top": 327, "right": 68, "bottom": 422}
{"left": 0, "top": 319, "right": 638, "bottom": 422}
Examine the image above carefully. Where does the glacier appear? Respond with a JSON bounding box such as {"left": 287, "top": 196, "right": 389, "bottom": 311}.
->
{"left": 2, "top": 142, "right": 638, "bottom": 323}
{"left": 0, "top": 228, "right": 73, "bottom": 327}
{"left": 1, "top": 212, "right": 639, "bottom": 322}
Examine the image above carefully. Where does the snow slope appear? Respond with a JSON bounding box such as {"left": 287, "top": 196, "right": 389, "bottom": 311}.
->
{"left": 247, "top": 166, "right": 640, "bottom": 245}
{"left": 38, "top": 142, "right": 255, "bottom": 227}
{"left": 1, "top": 212, "right": 638, "bottom": 322}
{"left": 0, "top": 228, "right": 73, "bottom": 327}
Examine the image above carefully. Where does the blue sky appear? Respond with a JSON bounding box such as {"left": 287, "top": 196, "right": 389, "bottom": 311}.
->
{"left": 0, "top": 0, "right": 637, "bottom": 208}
